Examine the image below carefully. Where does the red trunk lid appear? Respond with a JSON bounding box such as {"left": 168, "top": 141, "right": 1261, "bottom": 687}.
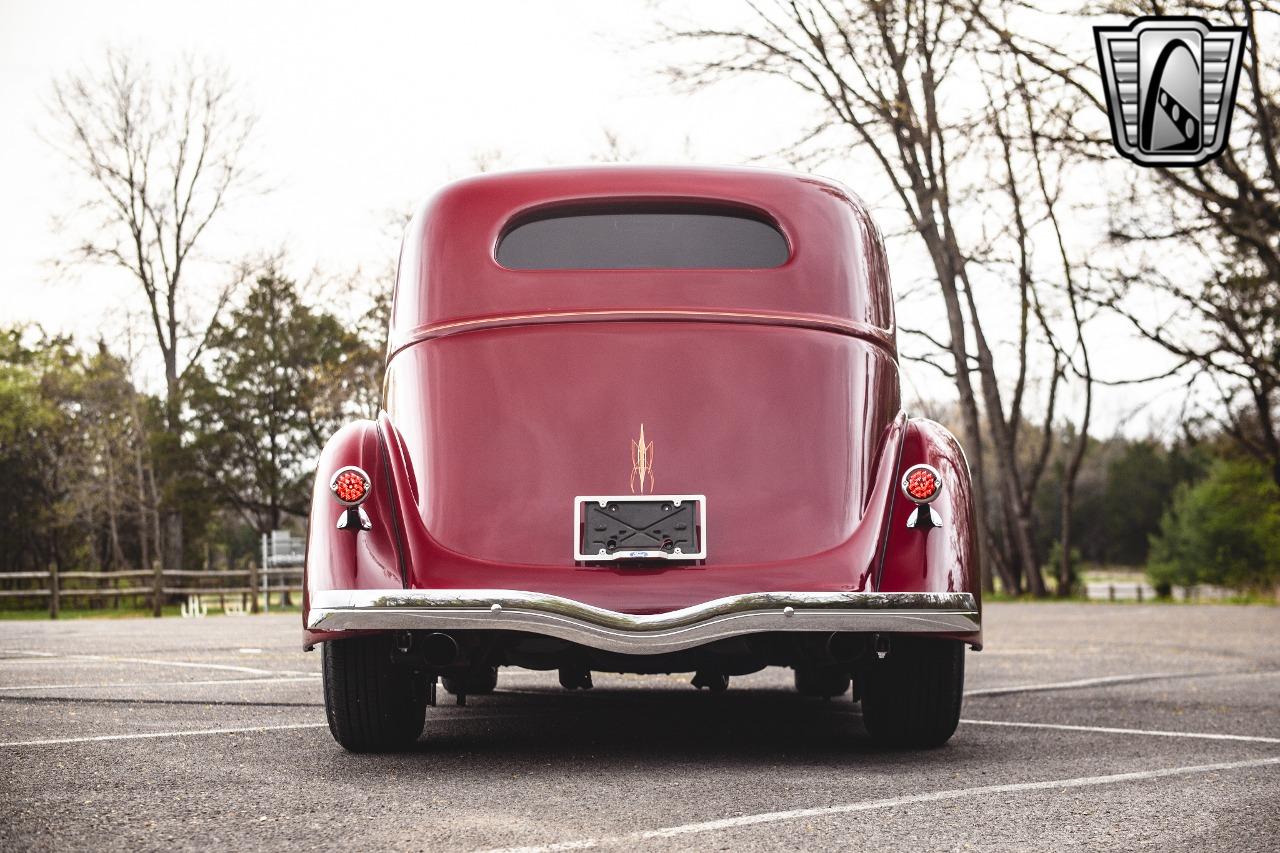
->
{"left": 385, "top": 320, "right": 899, "bottom": 569}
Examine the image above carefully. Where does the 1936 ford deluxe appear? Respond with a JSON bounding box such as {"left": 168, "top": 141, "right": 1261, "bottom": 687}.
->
{"left": 304, "top": 166, "right": 981, "bottom": 751}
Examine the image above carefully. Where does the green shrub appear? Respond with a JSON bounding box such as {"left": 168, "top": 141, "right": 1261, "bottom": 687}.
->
{"left": 1147, "top": 459, "right": 1280, "bottom": 593}
{"left": 1046, "top": 539, "right": 1083, "bottom": 595}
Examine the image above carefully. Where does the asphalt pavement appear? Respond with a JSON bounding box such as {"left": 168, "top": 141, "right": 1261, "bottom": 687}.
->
{"left": 1, "top": 602, "right": 1278, "bottom": 852}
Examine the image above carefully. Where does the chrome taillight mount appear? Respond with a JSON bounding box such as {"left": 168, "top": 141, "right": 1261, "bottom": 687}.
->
{"left": 901, "top": 463, "right": 943, "bottom": 530}
{"left": 329, "top": 465, "right": 373, "bottom": 532}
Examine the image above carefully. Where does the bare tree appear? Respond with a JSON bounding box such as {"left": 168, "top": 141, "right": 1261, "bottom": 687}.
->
{"left": 665, "top": 0, "right": 1096, "bottom": 594}
{"left": 470, "top": 148, "right": 508, "bottom": 173}
{"left": 592, "top": 127, "right": 639, "bottom": 162}
{"left": 49, "top": 53, "right": 257, "bottom": 575}
{"left": 979, "top": 1, "right": 1280, "bottom": 486}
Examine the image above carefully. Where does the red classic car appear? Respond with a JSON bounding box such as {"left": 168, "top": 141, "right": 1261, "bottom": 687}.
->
{"left": 304, "top": 166, "right": 981, "bottom": 751}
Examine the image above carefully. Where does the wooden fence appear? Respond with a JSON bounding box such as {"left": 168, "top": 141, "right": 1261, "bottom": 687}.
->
{"left": 0, "top": 566, "right": 303, "bottom": 617}
{"left": 1084, "top": 581, "right": 1244, "bottom": 602}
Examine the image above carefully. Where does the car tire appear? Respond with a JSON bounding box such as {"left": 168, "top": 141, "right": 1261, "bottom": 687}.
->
{"left": 323, "top": 635, "right": 427, "bottom": 752}
{"left": 794, "top": 666, "right": 851, "bottom": 698}
{"left": 442, "top": 665, "right": 499, "bottom": 696}
{"left": 858, "top": 637, "right": 964, "bottom": 748}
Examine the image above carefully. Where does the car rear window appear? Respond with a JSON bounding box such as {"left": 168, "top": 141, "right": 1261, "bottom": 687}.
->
{"left": 496, "top": 204, "right": 789, "bottom": 270}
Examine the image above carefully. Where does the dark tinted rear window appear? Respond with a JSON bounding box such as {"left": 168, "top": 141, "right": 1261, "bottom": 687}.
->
{"left": 496, "top": 204, "right": 789, "bottom": 270}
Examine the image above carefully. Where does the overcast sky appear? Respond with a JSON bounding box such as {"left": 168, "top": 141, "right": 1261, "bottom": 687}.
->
{"left": 0, "top": 0, "right": 1195, "bottom": 436}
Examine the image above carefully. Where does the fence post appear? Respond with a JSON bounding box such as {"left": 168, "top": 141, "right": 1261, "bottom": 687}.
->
{"left": 1136, "top": 584, "right": 1143, "bottom": 603}
{"left": 1108, "top": 584, "right": 1115, "bottom": 602}
{"left": 152, "top": 557, "right": 163, "bottom": 617}
{"left": 248, "top": 561, "right": 261, "bottom": 615}
{"left": 260, "top": 532, "right": 270, "bottom": 613}
{"left": 49, "top": 566, "right": 59, "bottom": 619}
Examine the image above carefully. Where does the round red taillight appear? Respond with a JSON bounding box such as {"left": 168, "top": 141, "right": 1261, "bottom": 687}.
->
{"left": 901, "top": 464, "right": 942, "bottom": 504}
{"left": 330, "top": 466, "right": 370, "bottom": 506}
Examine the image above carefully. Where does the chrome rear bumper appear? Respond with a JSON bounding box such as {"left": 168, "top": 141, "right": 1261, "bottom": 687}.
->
{"left": 307, "top": 589, "right": 979, "bottom": 655}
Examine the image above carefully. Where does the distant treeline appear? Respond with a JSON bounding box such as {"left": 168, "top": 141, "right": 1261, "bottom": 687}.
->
{"left": 0, "top": 268, "right": 386, "bottom": 581}
{"left": 1027, "top": 430, "right": 1278, "bottom": 593}
{"left": 911, "top": 402, "right": 1279, "bottom": 595}
{"left": 1, "top": 267, "right": 1276, "bottom": 597}
{"left": 7, "top": 2, "right": 1278, "bottom": 602}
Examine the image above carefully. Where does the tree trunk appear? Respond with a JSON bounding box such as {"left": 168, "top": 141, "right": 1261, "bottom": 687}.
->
{"left": 105, "top": 448, "right": 126, "bottom": 569}
{"left": 152, "top": 546, "right": 164, "bottom": 618}
{"left": 984, "top": 530, "right": 1019, "bottom": 595}
{"left": 963, "top": 278, "right": 1045, "bottom": 596}
{"left": 1010, "top": 501, "right": 1045, "bottom": 596}
{"left": 162, "top": 356, "right": 184, "bottom": 577}
{"left": 1059, "top": 484, "right": 1075, "bottom": 597}
{"left": 49, "top": 562, "right": 60, "bottom": 620}
{"left": 147, "top": 462, "right": 165, "bottom": 617}
{"left": 248, "top": 556, "right": 261, "bottom": 615}
{"left": 149, "top": 468, "right": 164, "bottom": 567}
{"left": 916, "top": 219, "right": 1043, "bottom": 595}
{"left": 129, "top": 394, "right": 152, "bottom": 587}
{"left": 157, "top": 366, "right": 175, "bottom": 617}
{"left": 163, "top": 512, "right": 183, "bottom": 574}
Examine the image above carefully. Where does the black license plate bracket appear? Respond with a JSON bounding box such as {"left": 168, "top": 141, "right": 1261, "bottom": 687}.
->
{"left": 573, "top": 495, "right": 706, "bottom": 561}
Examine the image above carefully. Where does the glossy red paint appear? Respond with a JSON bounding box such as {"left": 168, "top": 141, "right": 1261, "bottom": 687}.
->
{"left": 302, "top": 420, "right": 403, "bottom": 648}
{"left": 878, "top": 420, "right": 980, "bottom": 597}
{"left": 385, "top": 322, "right": 899, "bottom": 571}
{"left": 389, "top": 166, "right": 895, "bottom": 356}
{"left": 304, "top": 166, "right": 979, "bottom": 645}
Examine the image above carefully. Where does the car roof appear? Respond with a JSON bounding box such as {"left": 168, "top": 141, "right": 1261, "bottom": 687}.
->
{"left": 389, "top": 165, "right": 895, "bottom": 357}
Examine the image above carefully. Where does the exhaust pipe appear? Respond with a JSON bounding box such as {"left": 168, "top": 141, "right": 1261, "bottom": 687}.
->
{"left": 421, "top": 632, "right": 461, "bottom": 667}
{"left": 825, "top": 632, "right": 864, "bottom": 663}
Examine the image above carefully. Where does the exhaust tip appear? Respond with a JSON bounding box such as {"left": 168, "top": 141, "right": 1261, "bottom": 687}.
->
{"left": 826, "top": 632, "right": 864, "bottom": 663}
{"left": 421, "top": 632, "right": 461, "bottom": 667}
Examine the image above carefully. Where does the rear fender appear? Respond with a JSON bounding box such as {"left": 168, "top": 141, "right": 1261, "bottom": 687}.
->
{"left": 302, "top": 419, "right": 406, "bottom": 647}
{"left": 876, "top": 418, "right": 981, "bottom": 635}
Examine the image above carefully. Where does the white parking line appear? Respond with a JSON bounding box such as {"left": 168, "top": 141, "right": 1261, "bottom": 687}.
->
{"left": 0, "top": 650, "right": 313, "bottom": 677}
{"left": 0, "top": 722, "right": 331, "bottom": 747}
{"left": 0, "top": 675, "right": 319, "bottom": 692}
{"left": 476, "top": 756, "right": 1280, "bottom": 853}
{"left": 964, "top": 673, "right": 1190, "bottom": 697}
{"left": 966, "top": 669, "right": 1280, "bottom": 698}
{"left": 0, "top": 714, "right": 525, "bottom": 748}
{"left": 961, "top": 717, "right": 1280, "bottom": 744}
{"left": 0, "top": 658, "right": 93, "bottom": 666}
